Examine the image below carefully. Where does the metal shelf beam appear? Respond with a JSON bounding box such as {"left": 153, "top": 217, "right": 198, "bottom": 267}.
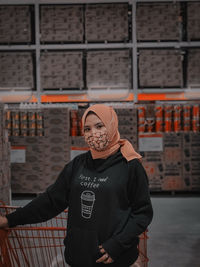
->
{"left": 1, "top": 42, "right": 200, "bottom": 51}
{"left": 43, "top": 90, "right": 88, "bottom": 95}
{"left": 40, "top": 43, "right": 133, "bottom": 50}
{"left": 138, "top": 88, "right": 200, "bottom": 94}
{"left": 132, "top": 1, "right": 138, "bottom": 103}
{"left": 0, "top": 45, "right": 36, "bottom": 50}
{"left": 0, "top": 0, "right": 131, "bottom": 4}
{"left": 138, "top": 88, "right": 187, "bottom": 93}
{"left": 137, "top": 42, "right": 200, "bottom": 49}
{"left": 35, "top": 1, "right": 41, "bottom": 104}
{"left": 1, "top": 0, "right": 200, "bottom": 4}
{"left": 136, "top": 0, "right": 200, "bottom": 2}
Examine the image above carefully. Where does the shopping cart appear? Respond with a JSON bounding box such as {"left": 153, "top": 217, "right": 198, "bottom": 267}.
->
{"left": 0, "top": 204, "right": 149, "bottom": 267}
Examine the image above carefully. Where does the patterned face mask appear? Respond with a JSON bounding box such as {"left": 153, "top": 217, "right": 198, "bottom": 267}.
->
{"left": 84, "top": 130, "right": 109, "bottom": 151}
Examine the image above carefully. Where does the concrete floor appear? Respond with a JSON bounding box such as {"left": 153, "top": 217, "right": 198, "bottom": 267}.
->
{"left": 148, "top": 196, "right": 200, "bottom": 267}
{"left": 12, "top": 195, "right": 200, "bottom": 267}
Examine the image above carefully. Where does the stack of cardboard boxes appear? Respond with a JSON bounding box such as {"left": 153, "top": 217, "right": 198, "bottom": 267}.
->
{"left": 9, "top": 107, "right": 70, "bottom": 194}
{"left": 40, "top": 5, "right": 83, "bottom": 43}
{"left": 141, "top": 151, "right": 164, "bottom": 192}
{"left": 40, "top": 52, "right": 83, "bottom": 89}
{"left": 162, "top": 133, "right": 184, "bottom": 191}
{"left": 138, "top": 49, "right": 183, "bottom": 88}
{"left": 187, "top": 49, "right": 200, "bottom": 88}
{"left": 0, "top": 5, "right": 32, "bottom": 44}
{"left": 0, "top": 52, "right": 34, "bottom": 90}
{"left": 85, "top": 3, "right": 129, "bottom": 42}
{"left": 187, "top": 2, "right": 200, "bottom": 41}
{"left": 42, "top": 108, "right": 70, "bottom": 185}
{"left": 136, "top": 2, "right": 181, "bottom": 41}
{"left": 87, "top": 50, "right": 131, "bottom": 89}
{"left": 138, "top": 103, "right": 200, "bottom": 192}
{"left": 0, "top": 104, "right": 11, "bottom": 204}
{"left": 182, "top": 133, "right": 200, "bottom": 191}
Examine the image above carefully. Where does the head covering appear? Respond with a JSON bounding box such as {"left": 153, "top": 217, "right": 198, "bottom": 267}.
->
{"left": 82, "top": 104, "right": 142, "bottom": 161}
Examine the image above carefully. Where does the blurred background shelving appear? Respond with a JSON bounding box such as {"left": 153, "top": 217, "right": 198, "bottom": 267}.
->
{"left": 0, "top": 0, "right": 200, "bottom": 103}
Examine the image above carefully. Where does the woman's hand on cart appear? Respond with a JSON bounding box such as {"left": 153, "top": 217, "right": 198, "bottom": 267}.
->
{"left": 0, "top": 215, "right": 8, "bottom": 228}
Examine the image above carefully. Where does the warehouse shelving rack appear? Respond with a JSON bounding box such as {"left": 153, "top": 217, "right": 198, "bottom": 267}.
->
{"left": 0, "top": 0, "right": 200, "bottom": 104}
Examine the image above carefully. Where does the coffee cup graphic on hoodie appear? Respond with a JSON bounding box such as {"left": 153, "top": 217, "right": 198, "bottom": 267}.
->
{"left": 81, "top": 191, "right": 95, "bottom": 219}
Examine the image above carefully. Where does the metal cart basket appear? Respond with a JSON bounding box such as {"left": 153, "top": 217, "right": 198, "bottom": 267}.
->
{"left": 0, "top": 204, "right": 148, "bottom": 267}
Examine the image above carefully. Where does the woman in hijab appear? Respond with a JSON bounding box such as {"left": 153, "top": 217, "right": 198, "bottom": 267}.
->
{"left": 0, "top": 104, "right": 153, "bottom": 267}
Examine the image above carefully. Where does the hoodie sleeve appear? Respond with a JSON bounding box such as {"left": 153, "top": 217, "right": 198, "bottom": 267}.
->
{"left": 6, "top": 159, "right": 74, "bottom": 228}
{"left": 102, "top": 159, "right": 153, "bottom": 260}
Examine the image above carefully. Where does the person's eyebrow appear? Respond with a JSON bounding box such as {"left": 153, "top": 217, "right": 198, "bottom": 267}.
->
{"left": 95, "top": 122, "right": 104, "bottom": 126}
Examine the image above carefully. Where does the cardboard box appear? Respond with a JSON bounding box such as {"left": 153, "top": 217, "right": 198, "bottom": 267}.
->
{"left": 87, "top": 50, "right": 131, "bottom": 89}
{"left": 142, "top": 160, "right": 163, "bottom": 191}
{"left": 139, "top": 49, "right": 183, "bottom": 88}
{"left": 85, "top": 3, "right": 129, "bottom": 42}
{"left": 40, "top": 5, "right": 83, "bottom": 42}
{"left": 40, "top": 52, "right": 83, "bottom": 89}
{"left": 162, "top": 133, "right": 184, "bottom": 190}
{"left": 0, "top": 52, "right": 34, "bottom": 89}
{"left": 162, "top": 176, "right": 185, "bottom": 191}
{"left": 137, "top": 3, "right": 181, "bottom": 41}
{"left": 187, "top": 2, "right": 200, "bottom": 41}
{"left": 190, "top": 175, "right": 200, "bottom": 191}
{"left": 187, "top": 49, "right": 200, "bottom": 88}
{"left": 0, "top": 6, "right": 32, "bottom": 43}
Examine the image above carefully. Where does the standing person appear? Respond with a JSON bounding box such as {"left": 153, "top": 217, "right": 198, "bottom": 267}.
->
{"left": 0, "top": 104, "right": 153, "bottom": 267}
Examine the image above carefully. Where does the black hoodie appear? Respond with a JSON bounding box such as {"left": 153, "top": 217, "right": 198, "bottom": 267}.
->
{"left": 7, "top": 150, "right": 153, "bottom": 267}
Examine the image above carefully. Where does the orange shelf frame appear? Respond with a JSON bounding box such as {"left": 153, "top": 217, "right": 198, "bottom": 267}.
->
{"left": 31, "top": 92, "right": 187, "bottom": 103}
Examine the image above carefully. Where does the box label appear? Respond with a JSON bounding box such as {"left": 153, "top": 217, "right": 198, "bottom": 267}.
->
{"left": 139, "top": 134, "right": 163, "bottom": 152}
{"left": 11, "top": 146, "right": 26, "bottom": 163}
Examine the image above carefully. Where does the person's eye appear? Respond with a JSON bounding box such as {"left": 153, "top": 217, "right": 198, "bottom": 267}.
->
{"left": 96, "top": 124, "right": 104, "bottom": 129}
{"left": 84, "top": 127, "right": 90, "bottom": 132}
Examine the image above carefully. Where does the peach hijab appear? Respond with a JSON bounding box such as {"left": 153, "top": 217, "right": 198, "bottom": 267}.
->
{"left": 82, "top": 104, "right": 142, "bottom": 161}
